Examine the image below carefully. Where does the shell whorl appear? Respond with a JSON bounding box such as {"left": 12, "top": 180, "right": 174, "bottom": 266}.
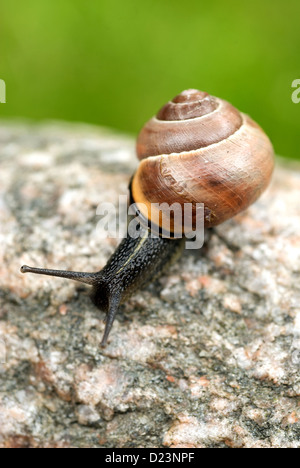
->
{"left": 132, "top": 89, "right": 274, "bottom": 233}
{"left": 136, "top": 89, "right": 243, "bottom": 159}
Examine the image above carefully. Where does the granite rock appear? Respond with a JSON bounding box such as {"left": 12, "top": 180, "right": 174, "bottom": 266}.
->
{"left": 0, "top": 121, "right": 299, "bottom": 448}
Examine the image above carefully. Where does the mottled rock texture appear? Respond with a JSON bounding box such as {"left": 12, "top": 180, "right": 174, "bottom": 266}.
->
{"left": 0, "top": 121, "right": 299, "bottom": 448}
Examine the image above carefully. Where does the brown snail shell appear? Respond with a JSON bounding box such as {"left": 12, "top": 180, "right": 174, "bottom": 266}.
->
{"left": 131, "top": 89, "right": 274, "bottom": 234}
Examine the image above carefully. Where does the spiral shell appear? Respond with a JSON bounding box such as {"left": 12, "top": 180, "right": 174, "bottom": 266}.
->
{"left": 131, "top": 89, "right": 274, "bottom": 234}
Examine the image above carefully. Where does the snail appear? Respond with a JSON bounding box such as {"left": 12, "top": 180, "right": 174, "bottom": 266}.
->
{"left": 21, "top": 89, "right": 274, "bottom": 346}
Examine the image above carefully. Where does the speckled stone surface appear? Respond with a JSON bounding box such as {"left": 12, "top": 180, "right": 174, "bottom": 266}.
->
{"left": 0, "top": 121, "right": 299, "bottom": 448}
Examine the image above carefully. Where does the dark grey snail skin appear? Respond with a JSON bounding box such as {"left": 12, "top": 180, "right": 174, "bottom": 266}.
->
{"left": 21, "top": 225, "right": 184, "bottom": 346}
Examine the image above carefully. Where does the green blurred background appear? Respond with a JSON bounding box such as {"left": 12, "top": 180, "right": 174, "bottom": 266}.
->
{"left": 0, "top": 0, "right": 299, "bottom": 159}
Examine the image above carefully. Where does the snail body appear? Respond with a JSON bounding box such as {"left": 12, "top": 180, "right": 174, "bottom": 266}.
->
{"left": 21, "top": 89, "right": 274, "bottom": 345}
{"left": 21, "top": 230, "right": 183, "bottom": 345}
